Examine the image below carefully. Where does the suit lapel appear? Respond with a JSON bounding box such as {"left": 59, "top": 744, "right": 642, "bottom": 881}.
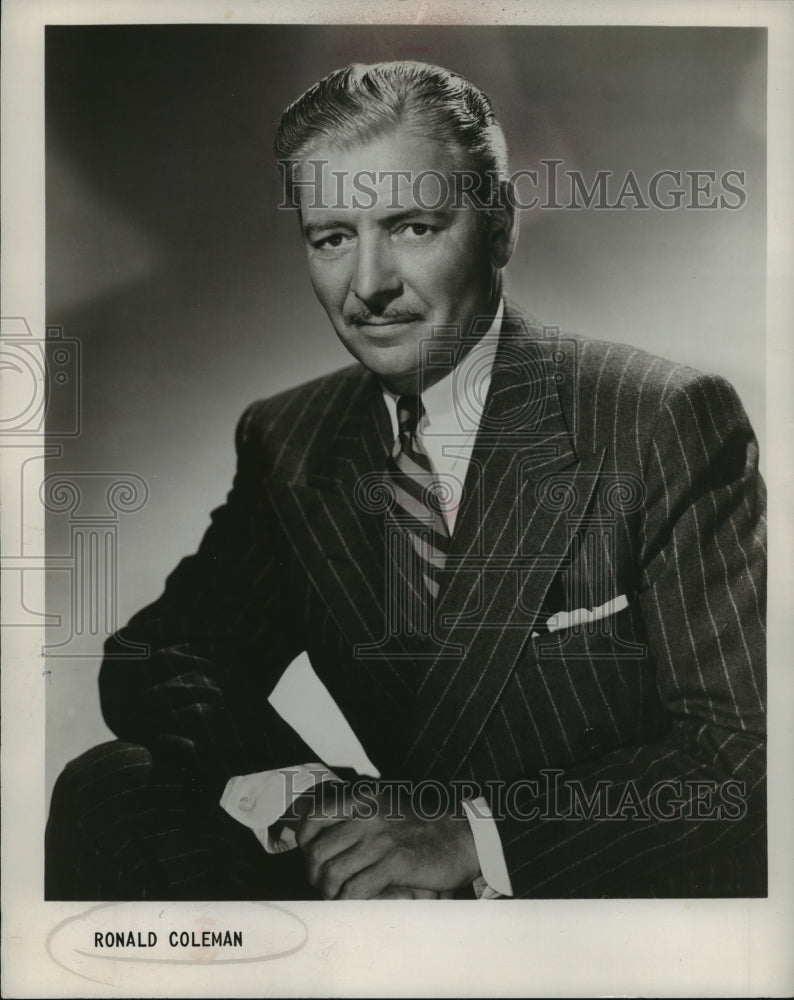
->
{"left": 267, "top": 369, "right": 426, "bottom": 705}
{"left": 404, "top": 308, "right": 606, "bottom": 780}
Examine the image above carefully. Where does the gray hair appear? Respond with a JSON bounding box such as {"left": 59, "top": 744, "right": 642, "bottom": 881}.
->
{"left": 275, "top": 61, "right": 508, "bottom": 206}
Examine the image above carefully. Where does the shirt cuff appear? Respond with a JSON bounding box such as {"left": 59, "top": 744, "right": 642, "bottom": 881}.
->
{"left": 462, "top": 796, "right": 514, "bottom": 898}
{"left": 220, "top": 763, "right": 338, "bottom": 853}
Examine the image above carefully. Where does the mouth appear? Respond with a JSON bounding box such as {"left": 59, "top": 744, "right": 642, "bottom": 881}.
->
{"left": 351, "top": 315, "right": 423, "bottom": 327}
{"left": 358, "top": 319, "right": 411, "bottom": 327}
{"left": 351, "top": 318, "right": 424, "bottom": 345}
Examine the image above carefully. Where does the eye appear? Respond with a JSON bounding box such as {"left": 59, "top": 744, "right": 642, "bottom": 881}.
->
{"left": 395, "top": 222, "right": 435, "bottom": 240}
{"left": 312, "top": 233, "right": 350, "bottom": 250}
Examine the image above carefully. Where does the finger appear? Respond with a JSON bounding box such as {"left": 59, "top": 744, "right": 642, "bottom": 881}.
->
{"left": 337, "top": 859, "right": 396, "bottom": 900}
{"left": 304, "top": 822, "right": 362, "bottom": 887}
{"left": 295, "top": 811, "right": 348, "bottom": 851}
{"left": 312, "top": 836, "right": 389, "bottom": 899}
{"left": 294, "top": 788, "right": 357, "bottom": 850}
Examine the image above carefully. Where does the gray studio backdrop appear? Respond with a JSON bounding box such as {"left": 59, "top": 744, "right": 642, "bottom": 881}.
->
{"left": 45, "top": 24, "right": 766, "bottom": 804}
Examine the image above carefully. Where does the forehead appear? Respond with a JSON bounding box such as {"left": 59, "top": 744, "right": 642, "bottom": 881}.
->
{"left": 294, "top": 127, "right": 467, "bottom": 214}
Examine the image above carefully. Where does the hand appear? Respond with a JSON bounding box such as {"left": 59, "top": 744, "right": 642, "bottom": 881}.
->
{"left": 292, "top": 786, "right": 480, "bottom": 899}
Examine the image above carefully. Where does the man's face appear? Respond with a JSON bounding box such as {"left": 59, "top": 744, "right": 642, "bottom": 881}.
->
{"left": 295, "top": 126, "right": 506, "bottom": 394}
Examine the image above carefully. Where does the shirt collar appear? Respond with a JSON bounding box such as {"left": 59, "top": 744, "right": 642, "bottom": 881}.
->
{"left": 382, "top": 299, "right": 504, "bottom": 440}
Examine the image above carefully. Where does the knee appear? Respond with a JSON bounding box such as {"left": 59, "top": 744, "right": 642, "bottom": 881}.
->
{"left": 57, "top": 739, "right": 153, "bottom": 785}
{"left": 46, "top": 741, "right": 163, "bottom": 900}
{"left": 50, "top": 740, "right": 154, "bottom": 824}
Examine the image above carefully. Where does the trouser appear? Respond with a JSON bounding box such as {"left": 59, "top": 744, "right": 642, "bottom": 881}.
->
{"left": 45, "top": 741, "right": 319, "bottom": 901}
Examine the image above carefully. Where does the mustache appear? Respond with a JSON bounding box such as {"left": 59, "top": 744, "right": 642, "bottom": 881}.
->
{"left": 347, "top": 309, "right": 424, "bottom": 324}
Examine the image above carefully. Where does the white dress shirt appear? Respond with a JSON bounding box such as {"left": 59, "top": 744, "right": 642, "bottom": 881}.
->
{"left": 221, "top": 301, "right": 513, "bottom": 898}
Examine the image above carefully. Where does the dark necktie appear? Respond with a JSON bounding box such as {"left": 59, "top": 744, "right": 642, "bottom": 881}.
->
{"left": 385, "top": 395, "right": 450, "bottom": 634}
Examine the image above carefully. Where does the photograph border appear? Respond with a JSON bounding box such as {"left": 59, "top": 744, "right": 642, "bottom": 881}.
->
{"left": 2, "top": 1, "right": 793, "bottom": 996}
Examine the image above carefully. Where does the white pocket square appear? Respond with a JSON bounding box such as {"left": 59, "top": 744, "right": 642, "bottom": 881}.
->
{"left": 532, "top": 593, "right": 628, "bottom": 638}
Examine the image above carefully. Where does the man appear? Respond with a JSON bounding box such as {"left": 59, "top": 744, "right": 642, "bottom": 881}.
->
{"left": 46, "top": 61, "right": 766, "bottom": 900}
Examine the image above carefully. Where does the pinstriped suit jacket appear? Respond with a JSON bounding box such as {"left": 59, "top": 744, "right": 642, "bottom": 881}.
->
{"left": 101, "top": 303, "right": 766, "bottom": 897}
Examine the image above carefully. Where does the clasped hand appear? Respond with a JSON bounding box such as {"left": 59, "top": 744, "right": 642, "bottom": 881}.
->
{"left": 280, "top": 780, "right": 480, "bottom": 900}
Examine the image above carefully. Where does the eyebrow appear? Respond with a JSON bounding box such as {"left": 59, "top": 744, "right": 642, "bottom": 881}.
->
{"left": 302, "top": 208, "right": 451, "bottom": 239}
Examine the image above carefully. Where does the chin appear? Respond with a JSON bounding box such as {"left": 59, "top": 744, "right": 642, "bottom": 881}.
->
{"left": 346, "top": 340, "right": 417, "bottom": 380}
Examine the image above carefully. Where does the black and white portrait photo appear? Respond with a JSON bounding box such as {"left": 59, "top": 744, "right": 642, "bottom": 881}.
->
{"left": 2, "top": 4, "right": 792, "bottom": 997}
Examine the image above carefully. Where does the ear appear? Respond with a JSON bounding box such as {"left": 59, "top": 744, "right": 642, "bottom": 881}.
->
{"left": 487, "top": 180, "right": 519, "bottom": 268}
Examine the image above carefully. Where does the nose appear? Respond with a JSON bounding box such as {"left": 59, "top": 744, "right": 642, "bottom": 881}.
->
{"left": 351, "top": 235, "right": 402, "bottom": 312}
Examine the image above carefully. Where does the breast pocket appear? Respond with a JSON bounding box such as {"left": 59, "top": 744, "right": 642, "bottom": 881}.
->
{"left": 534, "top": 602, "right": 647, "bottom": 662}
{"left": 521, "top": 604, "right": 664, "bottom": 758}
